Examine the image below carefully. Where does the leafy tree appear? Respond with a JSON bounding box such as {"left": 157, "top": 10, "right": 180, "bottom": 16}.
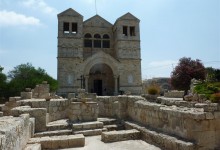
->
{"left": 7, "top": 63, "right": 58, "bottom": 97}
{"left": 0, "top": 66, "right": 8, "bottom": 103}
{"left": 170, "top": 57, "right": 206, "bottom": 93}
{"left": 206, "top": 67, "right": 220, "bottom": 82}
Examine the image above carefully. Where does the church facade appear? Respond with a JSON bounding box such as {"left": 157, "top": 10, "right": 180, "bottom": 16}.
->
{"left": 57, "top": 8, "right": 142, "bottom": 96}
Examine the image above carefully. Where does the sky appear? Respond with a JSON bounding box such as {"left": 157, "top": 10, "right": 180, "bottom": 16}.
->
{"left": 0, "top": 0, "right": 219, "bottom": 80}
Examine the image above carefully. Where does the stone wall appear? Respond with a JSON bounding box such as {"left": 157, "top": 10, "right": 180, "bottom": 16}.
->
{"left": 164, "top": 90, "right": 184, "bottom": 98}
{"left": 96, "top": 95, "right": 220, "bottom": 149}
{"left": 19, "top": 98, "right": 98, "bottom": 122}
{"left": 11, "top": 106, "right": 47, "bottom": 132}
{"left": 48, "top": 99, "right": 71, "bottom": 122}
{"left": 0, "top": 114, "right": 34, "bottom": 150}
{"left": 67, "top": 102, "right": 98, "bottom": 122}
{"left": 96, "top": 96, "right": 144, "bottom": 119}
{"left": 127, "top": 99, "right": 220, "bottom": 149}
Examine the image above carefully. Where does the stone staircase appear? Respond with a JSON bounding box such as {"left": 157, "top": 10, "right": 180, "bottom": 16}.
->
{"left": 34, "top": 119, "right": 72, "bottom": 137}
{"left": 98, "top": 117, "right": 125, "bottom": 131}
{"left": 72, "top": 121, "right": 106, "bottom": 136}
{"left": 30, "top": 118, "right": 117, "bottom": 149}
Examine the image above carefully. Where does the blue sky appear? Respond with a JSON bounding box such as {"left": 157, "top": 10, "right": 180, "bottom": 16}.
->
{"left": 0, "top": 0, "right": 219, "bottom": 80}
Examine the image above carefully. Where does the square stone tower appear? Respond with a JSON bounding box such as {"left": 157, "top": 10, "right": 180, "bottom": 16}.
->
{"left": 57, "top": 8, "right": 142, "bottom": 96}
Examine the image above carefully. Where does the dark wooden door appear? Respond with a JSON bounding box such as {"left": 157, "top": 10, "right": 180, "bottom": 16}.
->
{"left": 94, "top": 80, "right": 102, "bottom": 96}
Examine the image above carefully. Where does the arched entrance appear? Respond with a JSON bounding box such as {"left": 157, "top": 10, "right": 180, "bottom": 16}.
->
{"left": 88, "top": 64, "right": 114, "bottom": 95}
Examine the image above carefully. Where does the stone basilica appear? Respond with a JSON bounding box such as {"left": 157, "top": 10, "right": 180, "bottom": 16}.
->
{"left": 57, "top": 8, "right": 142, "bottom": 96}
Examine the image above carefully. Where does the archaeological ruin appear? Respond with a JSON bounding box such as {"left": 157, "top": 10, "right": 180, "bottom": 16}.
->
{"left": 0, "top": 81, "right": 220, "bottom": 149}
{"left": 0, "top": 8, "right": 220, "bottom": 150}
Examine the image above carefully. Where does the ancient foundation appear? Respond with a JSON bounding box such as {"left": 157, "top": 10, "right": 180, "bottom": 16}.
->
{"left": 0, "top": 84, "right": 219, "bottom": 149}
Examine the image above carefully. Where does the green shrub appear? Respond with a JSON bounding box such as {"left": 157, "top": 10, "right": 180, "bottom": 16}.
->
{"left": 210, "top": 93, "right": 220, "bottom": 103}
{"left": 194, "top": 82, "right": 220, "bottom": 100}
{"left": 147, "top": 85, "right": 160, "bottom": 95}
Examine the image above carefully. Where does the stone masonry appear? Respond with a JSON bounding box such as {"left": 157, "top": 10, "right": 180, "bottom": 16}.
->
{"left": 57, "top": 8, "right": 142, "bottom": 96}
{"left": 0, "top": 82, "right": 220, "bottom": 149}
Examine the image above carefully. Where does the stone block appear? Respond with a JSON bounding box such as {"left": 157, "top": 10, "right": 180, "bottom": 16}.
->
{"left": 204, "top": 103, "right": 219, "bottom": 112}
{"left": 28, "top": 134, "right": 85, "bottom": 149}
{"left": 74, "top": 129, "right": 103, "bottom": 136}
{"left": 205, "top": 112, "right": 214, "bottom": 120}
{"left": 0, "top": 111, "right": 3, "bottom": 117}
{"left": 101, "top": 129, "right": 140, "bottom": 143}
{"left": 21, "top": 92, "right": 32, "bottom": 100}
{"left": 9, "top": 96, "right": 21, "bottom": 102}
{"left": 68, "top": 93, "right": 75, "bottom": 99}
{"left": 11, "top": 106, "right": 47, "bottom": 132}
{"left": 0, "top": 115, "right": 33, "bottom": 150}
{"left": 214, "top": 112, "right": 220, "bottom": 119}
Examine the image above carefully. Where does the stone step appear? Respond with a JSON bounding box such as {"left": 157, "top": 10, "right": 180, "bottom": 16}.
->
{"left": 104, "top": 124, "right": 118, "bottom": 131}
{"left": 28, "top": 134, "right": 85, "bottom": 149}
{"left": 47, "top": 119, "right": 70, "bottom": 131}
{"left": 24, "top": 143, "right": 41, "bottom": 150}
{"left": 125, "top": 121, "right": 195, "bottom": 150}
{"left": 98, "top": 117, "right": 117, "bottom": 125}
{"left": 104, "top": 124, "right": 125, "bottom": 131}
{"left": 101, "top": 129, "right": 141, "bottom": 143}
{"left": 72, "top": 121, "right": 103, "bottom": 131}
{"left": 34, "top": 129, "right": 72, "bottom": 137}
{"left": 74, "top": 128, "right": 106, "bottom": 136}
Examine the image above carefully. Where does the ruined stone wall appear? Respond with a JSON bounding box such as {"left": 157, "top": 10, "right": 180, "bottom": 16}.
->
{"left": 67, "top": 102, "right": 98, "bottom": 122}
{"left": 11, "top": 106, "right": 47, "bottom": 132}
{"left": 18, "top": 98, "right": 98, "bottom": 123}
{"left": 97, "top": 96, "right": 143, "bottom": 119}
{"left": 164, "top": 90, "right": 184, "bottom": 98}
{"left": 48, "top": 99, "right": 71, "bottom": 122}
{"left": 97, "top": 96, "right": 220, "bottom": 149}
{"left": 0, "top": 114, "right": 34, "bottom": 150}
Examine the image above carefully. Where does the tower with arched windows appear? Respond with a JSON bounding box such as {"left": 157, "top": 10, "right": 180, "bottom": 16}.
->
{"left": 57, "top": 8, "right": 142, "bottom": 96}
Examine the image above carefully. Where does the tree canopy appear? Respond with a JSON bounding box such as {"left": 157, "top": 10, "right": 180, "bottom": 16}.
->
{"left": 2, "top": 63, "right": 58, "bottom": 98}
{"left": 170, "top": 57, "right": 206, "bottom": 92}
{"left": 206, "top": 67, "right": 220, "bottom": 82}
{"left": 0, "top": 66, "right": 7, "bottom": 99}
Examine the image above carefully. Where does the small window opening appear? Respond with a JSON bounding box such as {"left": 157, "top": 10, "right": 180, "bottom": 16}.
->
{"left": 94, "top": 40, "right": 101, "bottom": 48}
{"left": 103, "top": 40, "right": 110, "bottom": 48}
{"left": 84, "top": 40, "right": 92, "bottom": 47}
{"left": 94, "top": 34, "right": 101, "bottom": 48}
{"left": 63, "top": 22, "right": 69, "bottom": 34}
{"left": 130, "top": 26, "right": 135, "bottom": 36}
{"left": 123, "top": 26, "right": 128, "bottom": 36}
{"left": 84, "top": 33, "right": 92, "bottom": 47}
{"left": 103, "top": 34, "right": 110, "bottom": 48}
{"left": 72, "top": 23, "right": 77, "bottom": 34}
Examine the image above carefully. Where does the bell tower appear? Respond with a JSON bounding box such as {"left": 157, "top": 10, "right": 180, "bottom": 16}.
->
{"left": 57, "top": 8, "right": 84, "bottom": 95}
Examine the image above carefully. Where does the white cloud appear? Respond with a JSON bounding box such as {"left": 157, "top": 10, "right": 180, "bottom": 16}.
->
{"left": 22, "top": 0, "right": 57, "bottom": 15}
{"left": 0, "top": 10, "right": 41, "bottom": 26}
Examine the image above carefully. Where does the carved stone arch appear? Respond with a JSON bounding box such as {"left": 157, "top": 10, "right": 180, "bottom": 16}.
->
{"left": 83, "top": 51, "right": 119, "bottom": 76}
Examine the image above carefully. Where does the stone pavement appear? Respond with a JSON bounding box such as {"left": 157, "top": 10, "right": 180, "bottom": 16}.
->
{"left": 60, "top": 135, "right": 161, "bottom": 150}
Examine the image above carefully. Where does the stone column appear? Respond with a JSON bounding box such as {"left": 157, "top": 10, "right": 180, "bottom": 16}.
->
{"left": 114, "top": 75, "right": 118, "bottom": 95}
{"left": 84, "top": 75, "right": 89, "bottom": 92}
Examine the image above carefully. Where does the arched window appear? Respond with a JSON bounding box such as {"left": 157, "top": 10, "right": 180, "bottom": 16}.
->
{"left": 84, "top": 33, "right": 92, "bottom": 47}
{"left": 103, "top": 34, "right": 110, "bottom": 48}
{"left": 94, "top": 34, "right": 101, "bottom": 48}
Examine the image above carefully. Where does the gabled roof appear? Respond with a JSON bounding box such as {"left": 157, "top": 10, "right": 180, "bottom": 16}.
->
{"left": 57, "top": 8, "right": 83, "bottom": 18}
{"left": 116, "top": 12, "right": 140, "bottom": 22}
{"left": 84, "top": 15, "right": 112, "bottom": 27}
